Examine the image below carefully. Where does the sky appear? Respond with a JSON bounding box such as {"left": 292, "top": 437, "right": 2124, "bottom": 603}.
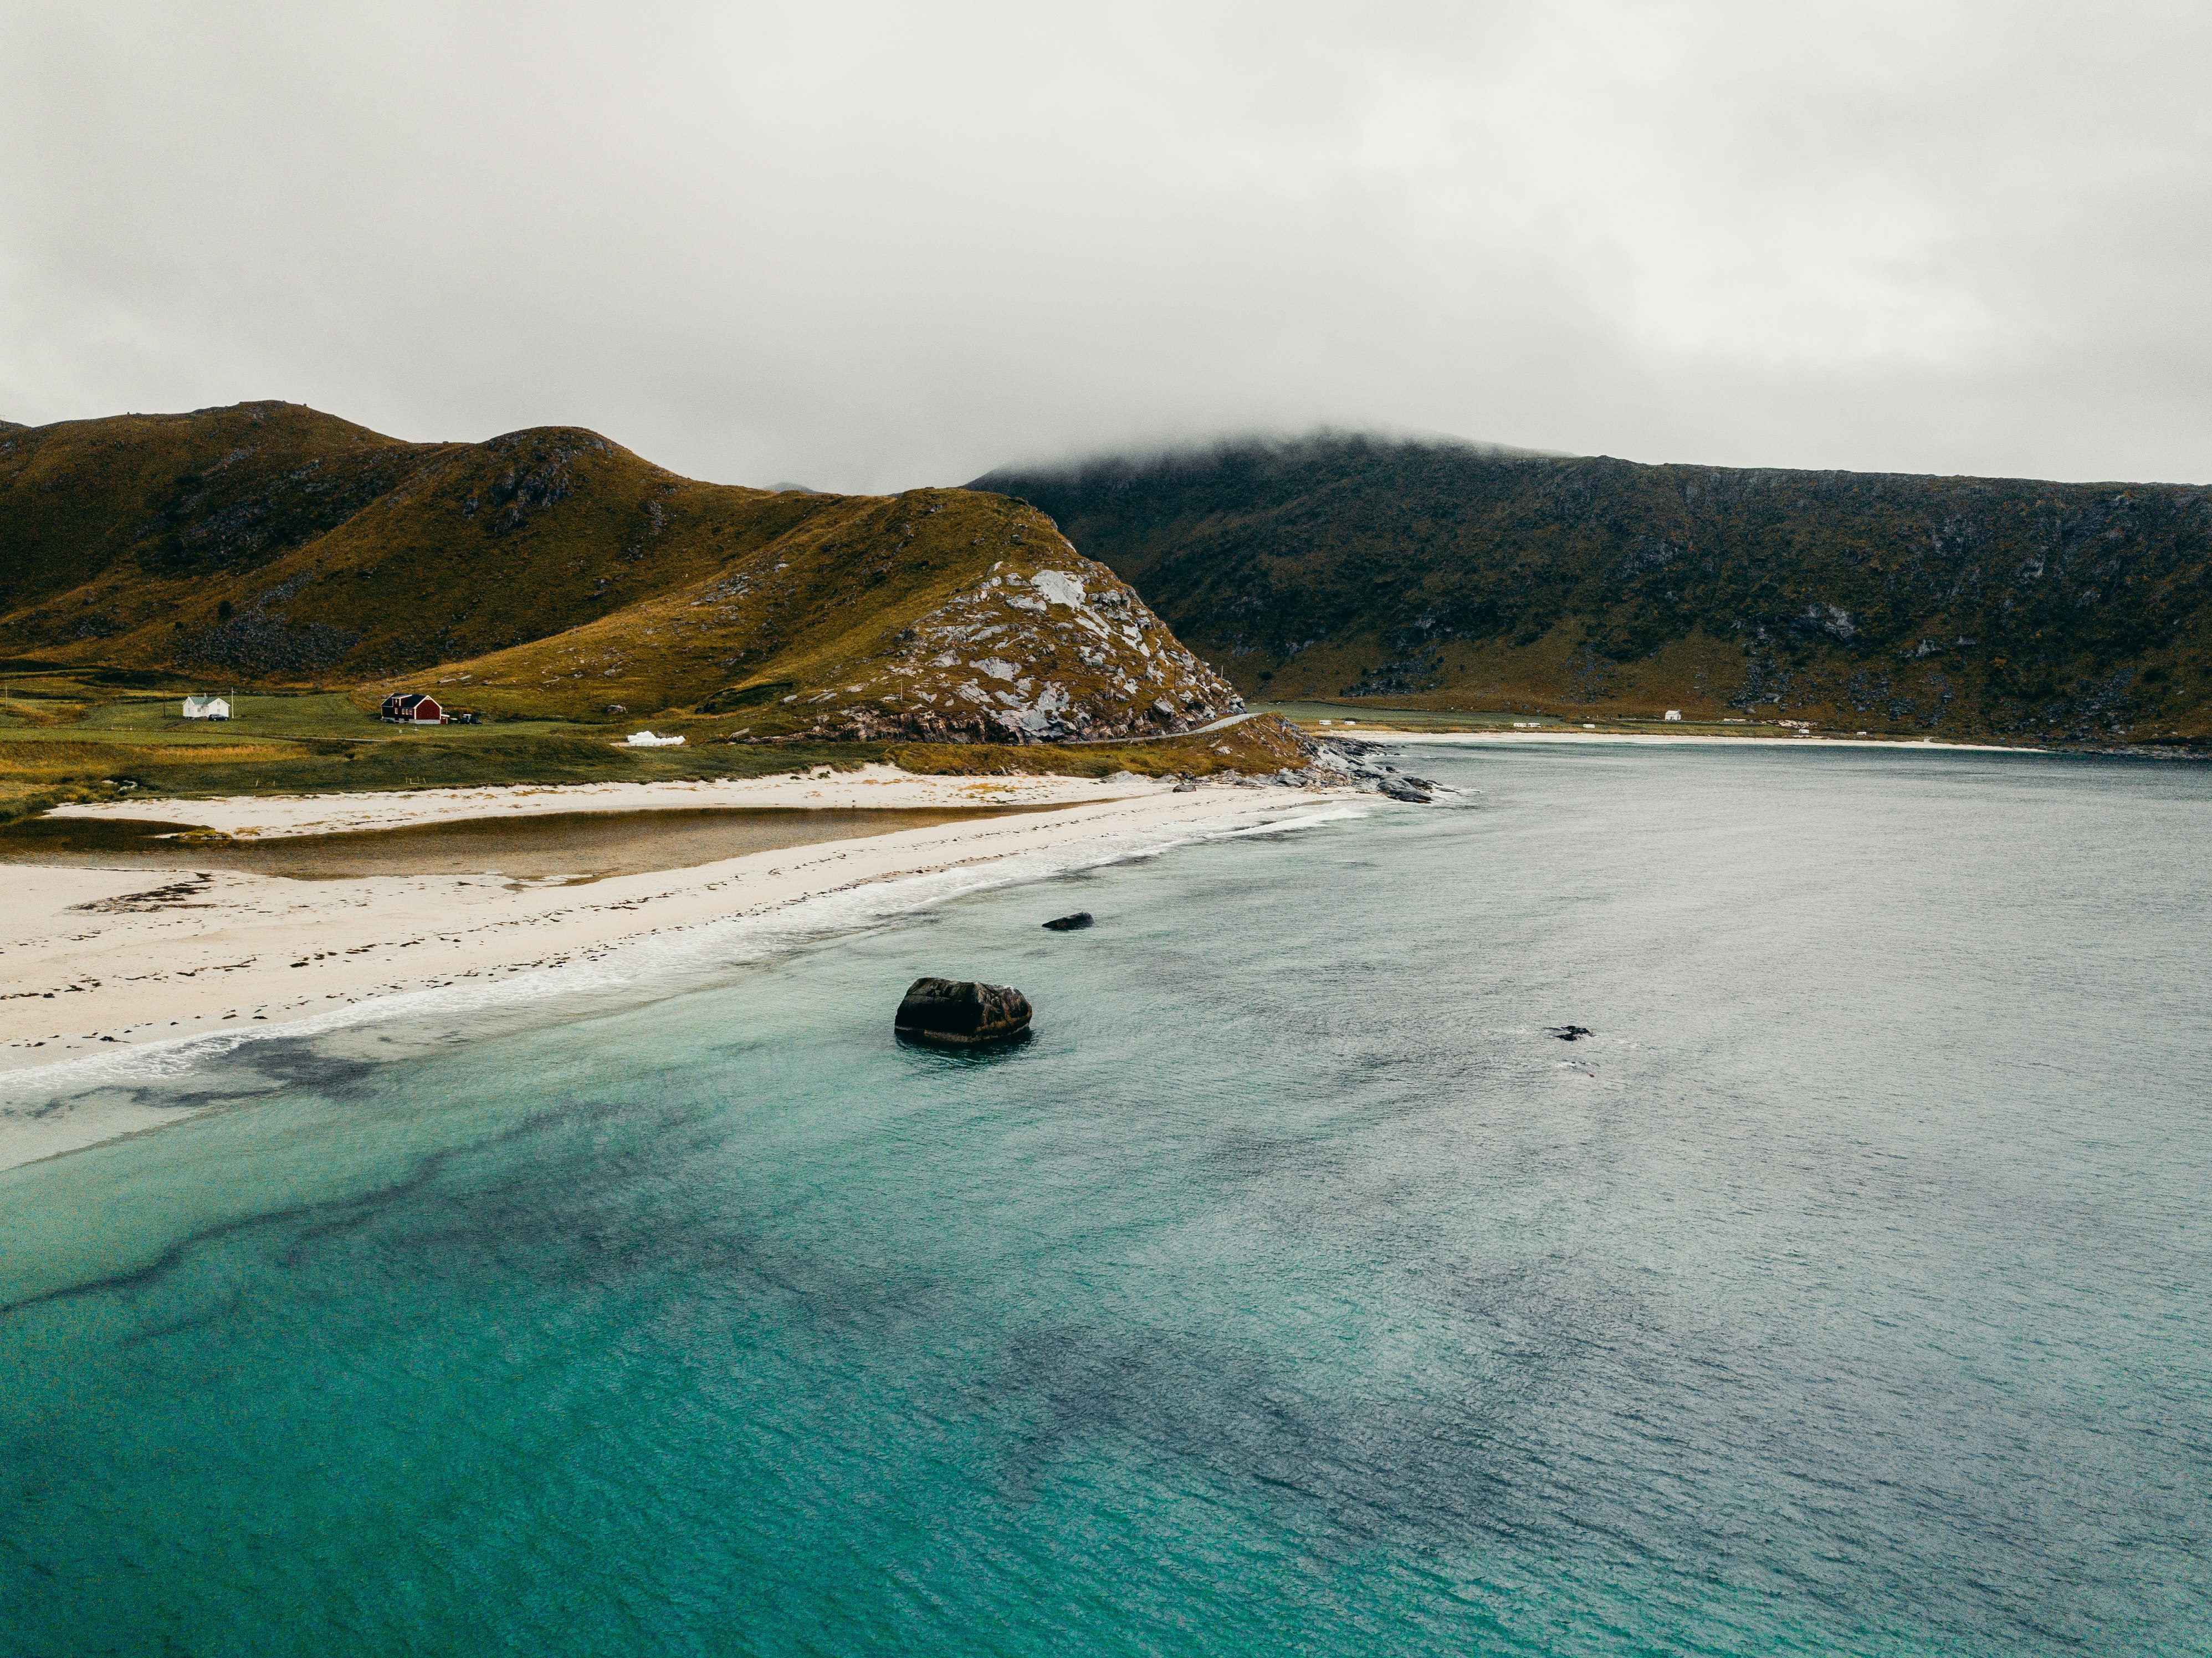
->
{"left": 4, "top": 1, "right": 2209, "bottom": 492}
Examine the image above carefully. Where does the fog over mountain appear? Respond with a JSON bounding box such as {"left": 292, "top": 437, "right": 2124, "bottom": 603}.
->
{"left": 4, "top": 2, "right": 2209, "bottom": 492}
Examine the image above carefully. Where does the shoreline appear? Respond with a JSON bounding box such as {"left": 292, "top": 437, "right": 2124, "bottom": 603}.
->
{"left": 0, "top": 779, "right": 1364, "bottom": 1168}
{"left": 1324, "top": 726, "right": 2040, "bottom": 753}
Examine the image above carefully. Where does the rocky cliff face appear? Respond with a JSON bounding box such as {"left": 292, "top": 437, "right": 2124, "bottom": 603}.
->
{"left": 772, "top": 538, "right": 1243, "bottom": 745}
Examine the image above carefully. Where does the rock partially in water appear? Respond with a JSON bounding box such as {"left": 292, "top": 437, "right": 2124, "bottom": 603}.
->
{"left": 895, "top": 977, "right": 1033, "bottom": 1047}
{"left": 1379, "top": 777, "right": 1432, "bottom": 803}
{"left": 1549, "top": 1025, "right": 1593, "bottom": 1042}
{"left": 1042, "top": 912, "right": 1094, "bottom": 932}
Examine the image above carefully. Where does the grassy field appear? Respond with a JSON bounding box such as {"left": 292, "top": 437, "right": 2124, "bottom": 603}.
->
{"left": 1255, "top": 700, "right": 1570, "bottom": 731}
{"left": 0, "top": 671, "right": 1315, "bottom": 823}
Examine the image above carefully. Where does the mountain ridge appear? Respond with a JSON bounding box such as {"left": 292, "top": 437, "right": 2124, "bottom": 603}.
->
{"left": 977, "top": 434, "right": 2212, "bottom": 744}
{"left": 0, "top": 402, "right": 1244, "bottom": 743}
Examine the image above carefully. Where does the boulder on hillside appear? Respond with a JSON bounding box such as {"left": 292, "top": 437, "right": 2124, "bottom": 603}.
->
{"left": 895, "top": 977, "right": 1033, "bottom": 1047}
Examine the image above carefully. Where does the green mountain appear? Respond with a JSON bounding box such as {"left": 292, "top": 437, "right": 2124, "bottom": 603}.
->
{"left": 0, "top": 402, "right": 1242, "bottom": 742}
{"left": 977, "top": 436, "right": 2212, "bottom": 744}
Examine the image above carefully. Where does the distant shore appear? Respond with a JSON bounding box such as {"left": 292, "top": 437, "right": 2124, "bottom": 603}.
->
{"left": 1317, "top": 726, "right": 2037, "bottom": 753}
{"left": 0, "top": 772, "right": 1358, "bottom": 1168}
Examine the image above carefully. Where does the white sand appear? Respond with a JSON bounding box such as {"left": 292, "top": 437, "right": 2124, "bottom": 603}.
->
{"left": 0, "top": 778, "right": 1356, "bottom": 1166}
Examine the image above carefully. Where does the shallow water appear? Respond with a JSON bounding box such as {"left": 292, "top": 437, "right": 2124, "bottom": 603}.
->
{"left": 0, "top": 803, "right": 1069, "bottom": 882}
{"left": 2, "top": 744, "right": 2207, "bottom": 1655}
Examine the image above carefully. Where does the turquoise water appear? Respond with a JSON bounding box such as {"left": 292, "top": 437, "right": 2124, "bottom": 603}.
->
{"left": 3, "top": 745, "right": 2208, "bottom": 1656}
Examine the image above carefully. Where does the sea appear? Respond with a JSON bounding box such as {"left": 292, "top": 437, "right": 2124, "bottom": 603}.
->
{"left": 2, "top": 741, "right": 2207, "bottom": 1656}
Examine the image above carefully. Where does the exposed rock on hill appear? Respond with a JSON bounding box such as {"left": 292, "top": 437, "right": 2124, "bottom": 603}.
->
{"left": 770, "top": 549, "right": 1241, "bottom": 745}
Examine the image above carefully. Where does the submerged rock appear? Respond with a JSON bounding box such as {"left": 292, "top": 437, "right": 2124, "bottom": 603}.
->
{"left": 1042, "top": 912, "right": 1093, "bottom": 931}
{"left": 895, "top": 977, "right": 1033, "bottom": 1047}
{"left": 1549, "top": 1025, "right": 1593, "bottom": 1042}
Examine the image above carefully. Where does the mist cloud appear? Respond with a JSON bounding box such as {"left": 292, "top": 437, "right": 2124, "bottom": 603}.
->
{"left": 4, "top": 1, "right": 2208, "bottom": 489}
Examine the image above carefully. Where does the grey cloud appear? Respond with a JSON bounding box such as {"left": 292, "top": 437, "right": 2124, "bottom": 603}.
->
{"left": 2, "top": 0, "right": 2208, "bottom": 490}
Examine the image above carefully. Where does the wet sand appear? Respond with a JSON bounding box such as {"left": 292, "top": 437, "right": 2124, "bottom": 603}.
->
{"left": 0, "top": 804, "right": 1077, "bottom": 884}
{"left": 44, "top": 763, "right": 1155, "bottom": 840}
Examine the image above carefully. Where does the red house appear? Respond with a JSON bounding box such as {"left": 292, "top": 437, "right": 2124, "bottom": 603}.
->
{"left": 381, "top": 692, "right": 446, "bottom": 724}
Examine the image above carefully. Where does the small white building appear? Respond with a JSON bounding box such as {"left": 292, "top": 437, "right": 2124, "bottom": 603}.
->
{"left": 624, "top": 730, "right": 685, "bottom": 747}
{"left": 182, "top": 695, "right": 229, "bottom": 720}
{"left": 1665, "top": 709, "right": 1682, "bottom": 721}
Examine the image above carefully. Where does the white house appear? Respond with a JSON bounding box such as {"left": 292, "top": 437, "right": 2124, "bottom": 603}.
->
{"left": 182, "top": 695, "right": 229, "bottom": 720}
{"left": 1665, "top": 709, "right": 1682, "bottom": 721}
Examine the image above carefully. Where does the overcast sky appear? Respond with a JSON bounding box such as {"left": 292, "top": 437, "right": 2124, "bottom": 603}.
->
{"left": 4, "top": 1, "right": 2209, "bottom": 491}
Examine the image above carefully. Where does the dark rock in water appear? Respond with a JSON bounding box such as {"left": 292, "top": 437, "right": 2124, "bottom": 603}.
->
{"left": 1042, "top": 912, "right": 1094, "bottom": 931}
{"left": 896, "top": 977, "right": 1033, "bottom": 1047}
{"left": 1379, "top": 777, "right": 1432, "bottom": 803}
{"left": 1549, "top": 1025, "right": 1593, "bottom": 1041}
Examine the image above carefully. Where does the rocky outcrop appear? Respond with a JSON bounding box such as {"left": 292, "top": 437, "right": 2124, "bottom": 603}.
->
{"left": 1304, "top": 738, "right": 1444, "bottom": 802}
{"left": 781, "top": 550, "right": 1245, "bottom": 746}
{"left": 894, "top": 977, "right": 1033, "bottom": 1047}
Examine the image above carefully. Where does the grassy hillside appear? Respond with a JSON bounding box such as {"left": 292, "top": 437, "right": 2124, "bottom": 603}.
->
{"left": 977, "top": 437, "right": 2212, "bottom": 745}
{"left": 0, "top": 403, "right": 1242, "bottom": 744}
{"left": 393, "top": 485, "right": 1244, "bottom": 745}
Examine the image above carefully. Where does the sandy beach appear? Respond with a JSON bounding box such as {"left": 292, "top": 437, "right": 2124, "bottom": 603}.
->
{"left": 0, "top": 771, "right": 1355, "bottom": 1166}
